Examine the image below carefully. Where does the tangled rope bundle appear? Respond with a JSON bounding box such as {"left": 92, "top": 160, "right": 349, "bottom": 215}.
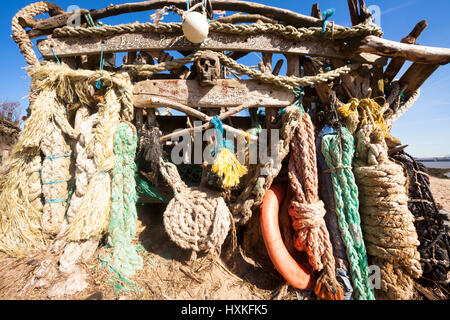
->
{"left": 392, "top": 152, "right": 449, "bottom": 285}
{"left": 353, "top": 125, "right": 422, "bottom": 299}
{"left": 320, "top": 126, "right": 375, "bottom": 300}
{"left": 288, "top": 109, "right": 343, "bottom": 300}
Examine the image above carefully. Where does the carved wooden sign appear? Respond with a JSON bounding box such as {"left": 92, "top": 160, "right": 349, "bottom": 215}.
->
{"left": 133, "top": 79, "right": 294, "bottom": 108}
{"left": 37, "top": 31, "right": 387, "bottom": 65}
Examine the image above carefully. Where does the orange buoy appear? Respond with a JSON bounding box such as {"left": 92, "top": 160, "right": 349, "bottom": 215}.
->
{"left": 260, "top": 183, "right": 314, "bottom": 291}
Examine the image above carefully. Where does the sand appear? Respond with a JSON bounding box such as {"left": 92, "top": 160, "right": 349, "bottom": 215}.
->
{"left": 430, "top": 177, "right": 450, "bottom": 212}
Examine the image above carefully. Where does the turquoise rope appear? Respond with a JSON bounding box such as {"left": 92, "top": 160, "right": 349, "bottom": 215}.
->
{"left": 51, "top": 47, "right": 61, "bottom": 64}
{"left": 46, "top": 198, "right": 67, "bottom": 204}
{"left": 101, "top": 122, "right": 143, "bottom": 294}
{"left": 321, "top": 8, "right": 336, "bottom": 34}
{"left": 320, "top": 126, "right": 375, "bottom": 300}
{"left": 46, "top": 154, "right": 71, "bottom": 160}
{"left": 43, "top": 179, "right": 71, "bottom": 185}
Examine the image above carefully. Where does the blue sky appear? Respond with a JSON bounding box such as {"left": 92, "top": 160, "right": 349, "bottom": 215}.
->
{"left": 1, "top": 0, "right": 449, "bottom": 157}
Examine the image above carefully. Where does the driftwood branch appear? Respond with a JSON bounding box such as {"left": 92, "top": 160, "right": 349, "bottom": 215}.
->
{"left": 399, "top": 63, "right": 439, "bottom": 96}
{"left": 215, "top": 13, "right": 278, "bottom": 24}
{"left": 359, "top": 35, "right": 450, "bottom": 65}
{"left": 384, "top": 20, "right": 428, "bottom": 83}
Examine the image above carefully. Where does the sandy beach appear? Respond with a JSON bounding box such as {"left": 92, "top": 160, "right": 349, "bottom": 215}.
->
{"left": 430, "top": 177, "right": 450, "bottom": 212}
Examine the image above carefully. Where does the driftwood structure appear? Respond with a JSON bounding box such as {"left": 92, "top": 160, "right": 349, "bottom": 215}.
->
{"left": 1, "top": 0, "right": 449, "bottom": 300}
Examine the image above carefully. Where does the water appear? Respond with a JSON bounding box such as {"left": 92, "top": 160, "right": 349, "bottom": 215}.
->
{"left": 418, "top": 161, "right": 450, "bottom": 169}
{"left": 418, "top": 161, "right": 450, "bottom": 178}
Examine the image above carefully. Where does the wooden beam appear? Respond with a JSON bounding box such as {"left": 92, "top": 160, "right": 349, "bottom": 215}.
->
{"left": 399, "top": 63, "right": 439, "bottom": 96}
{"left": 215, "top": 13, "right": 278, "bottom": 24}
{"left": 311, "top": 4, "right": 322, "bottom": 20}
{"left": 28, "top": 0, "right": 327, "bottom": 38}
{"left": 37, "top": 32, "right": 387, "bottom": 65}
{"left": 384, "top": 20, "right": 428, "bottom": 83}
{"left": 359, "top": 35, "right": 450, "bottom": 65}
{"left": 347, "top": 0, "right": 360, "bottom": 26}
{"left": 133, "top": 79, "right": 295, "bottom": 108}
{"left": 303, "top": 58, "right": 333, "bottom": 104}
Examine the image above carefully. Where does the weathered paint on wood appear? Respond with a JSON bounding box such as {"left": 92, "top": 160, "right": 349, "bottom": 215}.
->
{"left": 133, "top": 79, "right": 295, "bottom": 108}
{"left": 37, "top": 32, "right": 387, "bottom": 65}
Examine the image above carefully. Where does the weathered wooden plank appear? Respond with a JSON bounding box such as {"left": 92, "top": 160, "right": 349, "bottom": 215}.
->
{"left": 37, "top": 32, "right": 387, "bottom": 65}
{"left": 133, "top": 79, "right": 294, "bottom": 108}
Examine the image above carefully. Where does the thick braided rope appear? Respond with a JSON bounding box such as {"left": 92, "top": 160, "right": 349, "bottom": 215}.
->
{"left": 230, "top": 104, "right": 302, "bottom": 225}
{"left": 353, "top": 125, "right": 422, "bottom": 300}
{"left": 288, "top": 112, "right": 343, "bottom": 300}
{"left": 67, "top": 107, "right": 99, "bottom": 224}
{"left": 130, "top": 50, "right": 358, "bottom": 91}
{"left": 164, "top": 188, "right": 231, "bottom": 253}
{"left": 12, "top": 1, "right": 58, "bottom": 66}
{"left": 53, "top": 21, "right": 383, "bottom": 40}
{"left": 320, "top": 127, "right": 375, "bottom": 300}
{"left": 40, "top": 120, "right": 72, "bottom": 236}
{"left": 65, "top": 88, "right": 121, "bottom": 241}
{"left": 385, "top": 88, "right": 420, "bottom": 128}
{"left": 103, "top": 122, "right": 143, "bottom": 283}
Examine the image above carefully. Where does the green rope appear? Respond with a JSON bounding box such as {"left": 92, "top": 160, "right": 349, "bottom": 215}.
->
{"left": 320, "top": 126, "right": 375, "bottom": 300}
{"left": 101, "top": 122, "right": 143, "bottom": 294}
{"left": 136, "top": 174, "right": 170, "bottom": 202}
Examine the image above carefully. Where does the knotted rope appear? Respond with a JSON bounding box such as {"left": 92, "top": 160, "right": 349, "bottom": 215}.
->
{"left": 288, "top": 108, "right": 343, "bottom": 300}
{"left": 353, "top": 124, "right": 422, "bottom": 300}
{"left": 320, "top": 126, "right": 375, "bottom": 300}
{"left": 100, "top": 122, "right": 143, "bottom": 293}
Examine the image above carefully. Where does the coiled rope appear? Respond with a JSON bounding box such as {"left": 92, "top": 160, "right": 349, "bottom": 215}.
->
{"left": 349, "top": 121, "right": 422, "bottom": 300}
{"left": 320, "top": 126, "right": 375, "bottom": 300}
{"left": 288, "top": 107, "right": 343, "bottom": 300}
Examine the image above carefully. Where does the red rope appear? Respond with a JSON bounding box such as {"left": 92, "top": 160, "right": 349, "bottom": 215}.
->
{"left": 288, "top": 113, "right": 344, "bottom": 300}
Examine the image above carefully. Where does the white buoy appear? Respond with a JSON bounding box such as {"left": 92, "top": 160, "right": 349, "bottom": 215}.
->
{"left": 182, "top": 11, "right": 209, "bottom": 44}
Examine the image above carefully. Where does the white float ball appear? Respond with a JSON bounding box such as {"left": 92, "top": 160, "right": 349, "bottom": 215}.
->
{"left": 182, "top": 11, "right": 209, "bottom": 44}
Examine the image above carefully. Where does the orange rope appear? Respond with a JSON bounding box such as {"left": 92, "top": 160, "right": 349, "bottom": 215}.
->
{"left": 288, "top": 112, "right": 344, "bottom": 300}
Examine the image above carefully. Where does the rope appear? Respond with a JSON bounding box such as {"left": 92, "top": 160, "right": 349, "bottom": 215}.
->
{"left": 163, "top": 187, "right": 231, "bottom": 253}
{"left": 210, "top": 116, "right": 247, "bottom": 189}
{"left": 53, "top": 21, "right": 383, "bottom": 40}
{"left": 12, "top": 1, "right": 61, "bottom": 66}
{"left": 353, "top": 124, "right": 422, "bottom": 300}
{"left": 102, "top": 122, "right": 143, "bottom": 292}
{"left": 320, "top": 126, "right": 375, "bottom": 300}
{"left": 66, "top": 107, "right": 99, "bottom": 224}
{"left": 288, "top": 106, "right": 343, "bottom": 300}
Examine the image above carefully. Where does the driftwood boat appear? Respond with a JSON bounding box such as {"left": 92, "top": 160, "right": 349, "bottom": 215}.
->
{"left": 0, "top": 0, "right": 448, "bottom": 300}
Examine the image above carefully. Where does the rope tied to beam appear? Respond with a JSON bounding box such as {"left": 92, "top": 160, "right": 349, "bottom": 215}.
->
{"left": 52, "top": 20, "right": 383, "bottom": 40}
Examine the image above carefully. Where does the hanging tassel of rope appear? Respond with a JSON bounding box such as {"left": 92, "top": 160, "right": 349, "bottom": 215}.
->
{"left": 320, "top": 125, "right": 375, "bottom": 300}
{"left": 100, "top": 122, "right": 143, "bottom": 294}
{"left": 210, "top": 116, "right": 247, "bottom": 189}
{"left": 288, "top": 90, "right": 344, "bottom": 300}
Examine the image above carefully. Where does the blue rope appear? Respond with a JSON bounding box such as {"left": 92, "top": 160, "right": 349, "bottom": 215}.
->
{"left": 210, "top": 116, "right": 225, "bottom": 150}
{"left": 51, "top": 47, "right": 61, "bottom": 64}
{"left": 46, "top": 198, "right": 68, "bottom": 204}
{"left": 45, "top": 154, "right": 71, "bottom": 160}
{"left": 43, "top": 179, "right": 72, "bottom": 186}
{"left": 321, "top": 8, "right": 336, "bottom": 34}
